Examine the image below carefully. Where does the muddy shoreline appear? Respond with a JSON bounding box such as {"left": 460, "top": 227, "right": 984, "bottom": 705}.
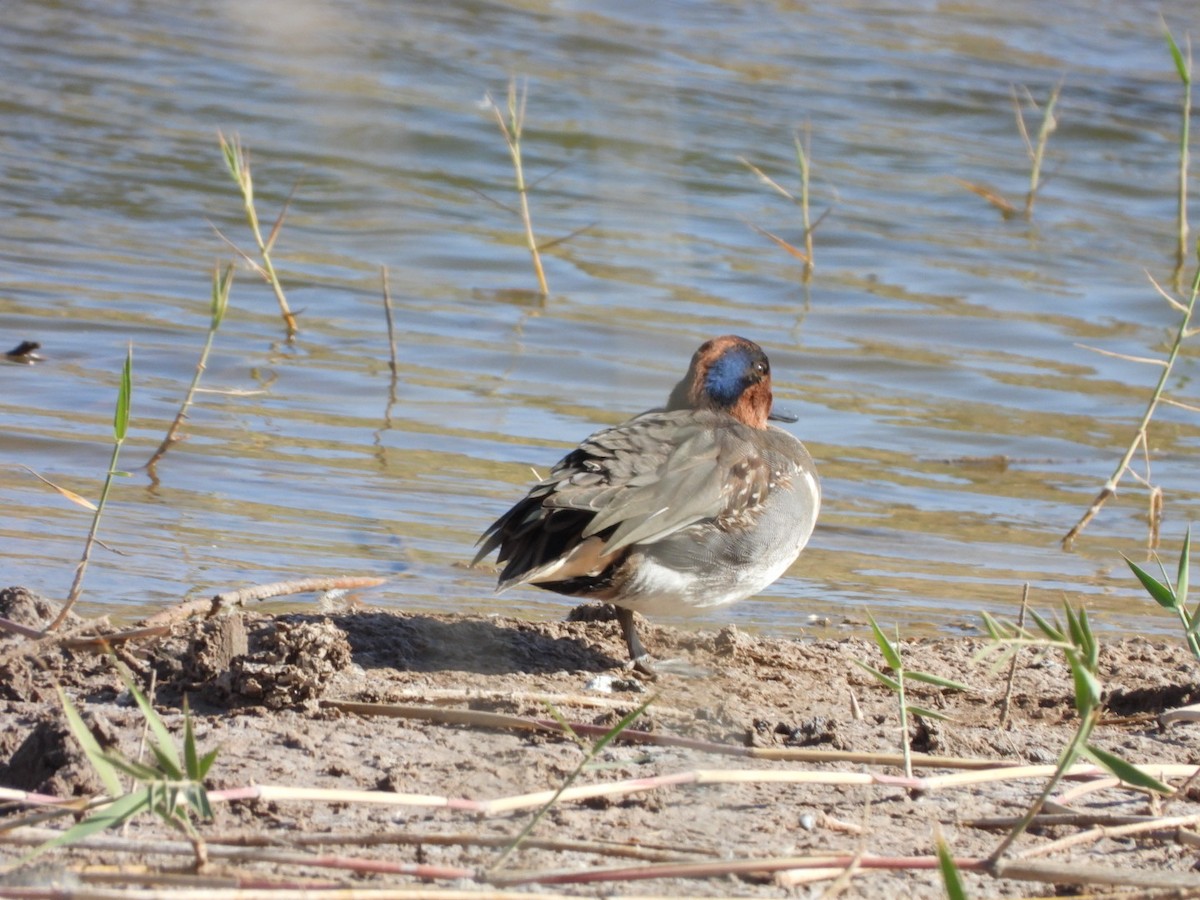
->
{"left": 3, "top": 589, "right": 1200, "bottom": 897}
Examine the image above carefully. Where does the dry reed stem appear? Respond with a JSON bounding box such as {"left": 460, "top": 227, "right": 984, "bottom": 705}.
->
{"left": 486, "top": 80, "right": 548, "bottom": 295}
{"left": 998, "top": 583, "right": 1030, "bottom": 728}
{"left": 380, "top": 266, "right": 398, "bottom": 377}
{"left": 1063, "top": 265, "right": 1200, "bottom": 548}
{"left": 13, "top": 762, "right": 1193, "bottom": 822}
{"left": 1015, "top": 811, "right": 1200, "bottom": 861}
{"left": 146, "top": 263, "right": 234, "bottom": 476}
{"left": 140, "top": 576, "right": 386, "bottom": 627}
{"left": 1169, "top": 24, "right": 1193, "bottom": 281}
{"left": 489, "top": 853, "right": 988, "bottom": 887}
{"left": 993, "top": 857, "right": 1200, "bottom": 890}
{"left": 321, "top": 699, "right": 1009, "bottom": 769}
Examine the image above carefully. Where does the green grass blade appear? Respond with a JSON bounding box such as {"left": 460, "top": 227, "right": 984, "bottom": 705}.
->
{"left": 866, "top": 612, "right": 903, "bottom": 670}
{"left": 113, "top": 658, "right": 182, "bottom": 776}
{"left": 591, "top": 695, "right": 655, "bottom": 756}
{"left": 908, "top": 705, "right": 951, "bottom": 722}
{"left": 148, "top": 743, "right": 184, "bottom": 781}
{"left": 1028, "top": 607, "right": 1064, "bottom": 642}
{"left": 113, "top": 345, "right": 132, "bottom": 442}
{"left": 1067, "top": 651, "right": 1101, "bottom": 718}
{"left": 1071, "top": 604, "right": 1099, "bottom": 671}
{"left": 101, "top": 752, "right": 165, "bottom": 782}
{"left": 211, "top": 263, "right": 233, "bottom": 329}
{"left": 853, "top": 659, "right": 901, "bottom": 692}
{"left": 936, "top": 835, "right": 969, "bottom": 900}
{"left": 1178, "top": 526, "right": 1192, "bottom": 610}
{"left": 56, "top": 687, "right": 123, "bottom": 798}
{"left": 197, "top": 746, "right": 221, "bottom": 780}
{"left": 183, "top": 698, "right": 200, "bottom": 780}
{"left": 26, "top": 788, "right": 150, "bottom": 860}
{"left": 1166, "top": 23, "right": 1191, "bottom": 87}
{"left": 1125, "top": 556, "right": 1178, "bottom": 610}
{"left": 906, "top": 670, "right": 970, "bottom": 692}
{"left": 979, "top": 610, "right": 1007, "bottom": 641}
{"left": 1084, "top": 743, "right": 1172, "bottom": 794}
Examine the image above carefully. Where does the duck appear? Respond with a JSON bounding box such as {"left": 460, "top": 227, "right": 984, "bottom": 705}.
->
{"left": 472, "top": 335, "right": 820, "bottom": 674}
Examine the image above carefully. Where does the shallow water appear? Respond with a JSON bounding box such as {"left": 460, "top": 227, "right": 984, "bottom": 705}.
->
{"left": 3, "top": 0, "right": 1200, "bottom": 640}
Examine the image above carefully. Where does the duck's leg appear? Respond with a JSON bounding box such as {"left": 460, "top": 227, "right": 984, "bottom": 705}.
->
{"left": 616, "top": 607, "right": 657, "bottom": 676}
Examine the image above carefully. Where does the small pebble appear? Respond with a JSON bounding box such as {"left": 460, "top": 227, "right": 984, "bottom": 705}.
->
{"left": 585, "top": 674, "right": 616, "bottom": 694}
{"left": 799, "top": 812, "right": 818, "bottom": 831}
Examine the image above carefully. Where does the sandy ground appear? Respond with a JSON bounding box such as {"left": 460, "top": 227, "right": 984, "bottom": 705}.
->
{"left": 3, "top": 585, "right": 1200, "bottom": 898}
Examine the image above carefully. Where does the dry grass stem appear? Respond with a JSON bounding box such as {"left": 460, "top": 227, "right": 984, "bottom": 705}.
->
{"left": 998, "top": 583, "right": 1030, "bottom": 728}
{"left": 380, "top": 265, "right": 398, "bottom": 377}
{"left": 1063, "top": 265, "right": 1200, "bottom": 548}
{"left": 46, "top": 345, "right": 132, "bottom": 631}
{"left": 740, "top": 126, "right": 824, "bottom": 277}
{"left": 485, "top": 80, "right": 549, "bottom": 295}
{"left": 321, "top": 699, "right": 1008, "bottom": 769}
{"left": 140, "top": 576, "right": 387, "bottom": 627}
{"left": 146, "top": 263, "right": 234, "bottom": 476}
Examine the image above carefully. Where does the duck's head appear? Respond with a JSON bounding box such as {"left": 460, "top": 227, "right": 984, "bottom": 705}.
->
{"left": 666, "top": 335, "right": 794, "bottom": 429}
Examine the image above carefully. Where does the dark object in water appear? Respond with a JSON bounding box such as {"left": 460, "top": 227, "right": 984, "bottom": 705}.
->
{"left": 5, "top": 341, "right": 43, "bottom": 363}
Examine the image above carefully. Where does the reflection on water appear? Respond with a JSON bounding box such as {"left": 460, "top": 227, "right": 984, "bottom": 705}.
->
{"left": 2, "top": 0, "right": 1200, "bottom": 640}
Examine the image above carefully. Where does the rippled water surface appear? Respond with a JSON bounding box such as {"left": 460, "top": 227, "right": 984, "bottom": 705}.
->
{"left": 4, "top": 0, "right": 1200, "bottom": 639}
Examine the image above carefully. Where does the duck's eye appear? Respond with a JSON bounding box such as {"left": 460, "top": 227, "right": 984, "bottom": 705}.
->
{"left": 755, "top": 361, "right": 768, "bottom": 376}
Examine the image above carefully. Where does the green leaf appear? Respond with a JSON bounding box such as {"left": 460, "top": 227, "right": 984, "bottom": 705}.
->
{"left": 183, "top": 698, "right": 200, "bottom": 780}
{"left": 1125, "top": 556, "right": 1178, "bottom": 610}
{"left": 979, "top": 610, "right": 1008, "bottom": 641}
{"left": 906, "top": 670, "right": 971, "bottom": 692}
{"left": 853, "top": 659, "right": 900, "bottom": 692}
{"left": 1028, "top": 607, "right": 1064, "bottom": 643}
{"left": 211, "top": 263, "right": 233, "bottom": 328}
{"left": 56, "top": 687, "right": 123, "bottom": 798}
{"left": 149, "top": 743, "right": 184, "bottom": 781}
{"left": 908, "top": 705, "right": 952, "bottom": 722}
{"left": 196, "top": 746, "right": 221, "bottom": 780}
{"left": 936, "top": 835, "right": 969, "bottom": 900}
{"left": 866, "top": 612, "right": 903, "bottom": 670}
{"left": 1067, "top": 650, "right": 1101, "bottom": 718}
{"left": 1069, "top": 603, "right": 1098, "bottom": 672}
{"left": 591, "top": 694, "right": 655, "bottom": 757}
{"left": 1179, "top": 526, "right": 1192, "bottom": 612}
{"left": 113, "top": 345, "right": 132, "bottom": 442}
{"left": 1084, "top": 743, "right": 1172, "bottom": 794}
{"left": 112, "top": 658, "right": 182, "bottom": 776}
{"left": 101, "top": 752, "right": 163, "bottom": 782}
{"left": 24, "top": 788, "right": 151, "bottom": 862}
{"left": 1165, "top": 23, "right": 1191, "bottom": 86}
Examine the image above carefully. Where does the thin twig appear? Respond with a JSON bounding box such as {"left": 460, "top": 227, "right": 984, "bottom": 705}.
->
{"left": 145, "top": 263, "right": 234, "bottom": 475}
{"left": 381, "top": 265, "right": 398, "bottom": 377}
{"left": 1063, "top": 264, "right": 1200, "bottom": 548}
{"left": 140, "top": 576, "right": 387, "bottom": 627}
{"left": 999, "top": 583, "right": 1030, "bottom": 728}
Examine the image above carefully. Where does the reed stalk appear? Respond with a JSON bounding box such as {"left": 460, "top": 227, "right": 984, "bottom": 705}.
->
{"left": 46, "top": 345, "right": 132, "bottom": 631}
{"left": 218, "top": 131, "right": 298, "bottom": 336}
{"left": 145, "top": 263, "right": 233, "bottom": 474}
{"left": 485, "top": 80, "right": 549, "bottom": 295}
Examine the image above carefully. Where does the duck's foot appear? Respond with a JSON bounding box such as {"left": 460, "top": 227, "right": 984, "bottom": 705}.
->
{"left": 627, "top": 654, "right": 710, "bottom": 679}
{"left": 617, "top": 608, "right": 709, "bottom": 678}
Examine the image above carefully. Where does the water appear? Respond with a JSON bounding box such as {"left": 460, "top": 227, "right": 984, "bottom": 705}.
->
{"left": 2, "top": 0, "right": 1199, "bottom": 640}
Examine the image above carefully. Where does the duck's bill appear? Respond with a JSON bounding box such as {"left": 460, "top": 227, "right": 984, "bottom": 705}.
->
{"left": 768, "top": 407, "right": 799, "bottom": 424}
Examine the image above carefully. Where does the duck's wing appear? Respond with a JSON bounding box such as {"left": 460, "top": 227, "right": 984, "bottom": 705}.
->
{"left": 474, "top": 410, "right": 771, "bottom": 588}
